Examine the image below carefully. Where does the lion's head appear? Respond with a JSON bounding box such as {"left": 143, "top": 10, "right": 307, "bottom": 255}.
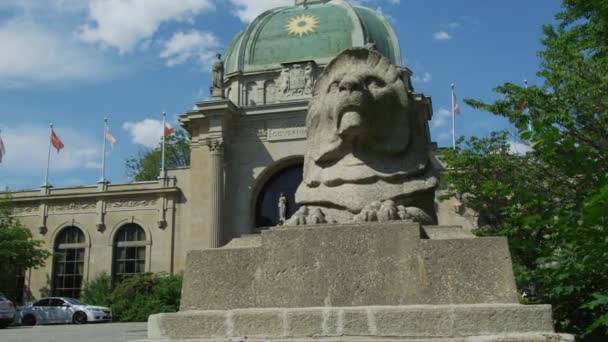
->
{"left": 306, "top": 48, "right": 409, "bottom": 166}
{"left": 293, "top": 48, "right": 437, "bottom": 223}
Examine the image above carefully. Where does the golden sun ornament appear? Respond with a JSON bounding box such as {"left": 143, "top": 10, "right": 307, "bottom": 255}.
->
{"left": 286, "top": 15, "right": 319, "bottom": 37}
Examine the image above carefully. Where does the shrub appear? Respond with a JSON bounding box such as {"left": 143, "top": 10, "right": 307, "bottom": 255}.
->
{"left": 81, "top": 272, "right": 113, "bottom": 307}
{"left": 110, "top": 273, "right": 182, "bottom": 322}
{"left": 80, "top": 272, "right": 182, "bottom": 322}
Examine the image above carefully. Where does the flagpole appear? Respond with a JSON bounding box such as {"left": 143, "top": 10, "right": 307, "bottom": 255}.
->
{"left": 100, "top": 117, "right": 108, "bottom": 183}
{"left": 161, "top": 112, "right": 166, "bottom": 178}
{"left": 451, "top": 83, "right": 456, "bottom": 150}
{"left": 44, "top": 123, "right": 53, "bottom": 187}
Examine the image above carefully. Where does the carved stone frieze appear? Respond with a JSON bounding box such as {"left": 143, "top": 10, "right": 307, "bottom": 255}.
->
{"left": 12, "top": 205, "right": 38, "bottom": 215}
{"left": 107, "top": 199, "right": 157, "bottom": 209}
{"left": 277, "top": 61, "right": 317, "bottom": 100}
{"left": 49, "top": 201, "right": 96, "bottom": 212}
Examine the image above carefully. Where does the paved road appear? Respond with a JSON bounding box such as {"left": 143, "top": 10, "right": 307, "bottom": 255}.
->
{"left": 1, "top": 322, "right": 148, "bottom": 342}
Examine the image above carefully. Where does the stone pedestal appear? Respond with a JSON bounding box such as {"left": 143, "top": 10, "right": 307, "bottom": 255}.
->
{"left": 140, "top": 222, "right": 572, "bottom": 341}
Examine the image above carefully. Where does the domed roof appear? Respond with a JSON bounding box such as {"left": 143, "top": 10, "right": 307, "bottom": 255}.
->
{"left": 224, "top": 0, "right": 402, "bottom": 76}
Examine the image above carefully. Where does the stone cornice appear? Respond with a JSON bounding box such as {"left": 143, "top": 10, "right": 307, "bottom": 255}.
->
{"left": 9, "top": 187, "right": 180, "bottom": 204}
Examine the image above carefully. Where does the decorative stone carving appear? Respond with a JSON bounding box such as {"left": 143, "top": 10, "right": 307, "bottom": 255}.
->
{"left": 96, "top": 222, "right": 106, "bottom": 232}
{"left": 12, "top": 205, "right": 37, "bottom": 215}
{"left": 210, "top": 53, "right": 224, "bottom": 98}
{"left": 157, "top": 220, "right": 168, "bottom": 229}
{"left": 277, "top": 62, "right": 317, "bottom": 100}
{"left": 107, "top": 199, "right": 157, "bottom": 209}
{"left": 287, "top": 48, "right": 438, "bottom": 225}
{"left": 38, "top": 226, "right": 48, "bottom": 235}
{"left": 49, "top": 201, "right": 96, "bottom": 212}
{"left": 206, "top": 139, "right": 224, "bottom": 152}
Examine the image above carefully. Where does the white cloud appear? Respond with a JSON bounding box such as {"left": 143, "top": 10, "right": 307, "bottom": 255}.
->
{"left": 433, "top": 31, "right": 451, "bottom": 41}
{"left": 123, "top": 119, "right": 173, "bottom": 148}
{"left": 0, "top": 0, "right": 88, "bottom": 13}
{"left": 229, "top": 0, "right": 291, "bottom": 23}
{"left": 0, "top": 18, "right": 114, "bottom": 86}
{"left": 0, "top": 125, "right": 101, "bottom": 175}
{"left": 432, "top": 108, "right": 452, "bottom": 129}
{"left": 78, "top": 0, "right": 214, "bottom": 53}
{"left": 508, "top": 141, "right": 532, "bottom": 155}
{"left": 160, "top": 30, "right": 220, "bottom": 67}
{"left": 443, "top": 22, "right": 461, "bottom": 29}
{"left": 412, "top": 71, "right": 432, "bottom": 84}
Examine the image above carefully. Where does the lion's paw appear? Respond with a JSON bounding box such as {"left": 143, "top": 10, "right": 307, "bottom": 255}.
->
{"left": 284, "top": 206, "right": 336, "bottom": 226}
{"left": 353, "top": 200, "right": 433, "bottom": 224}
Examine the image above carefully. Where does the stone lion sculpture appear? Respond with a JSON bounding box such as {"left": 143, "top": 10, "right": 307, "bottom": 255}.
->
{"left": 285, "top": 48, "right": 438, "bottom": 226}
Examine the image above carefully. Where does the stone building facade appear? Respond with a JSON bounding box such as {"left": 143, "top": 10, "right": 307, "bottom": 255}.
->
{"left": 7, "top": 0, "right": 473, "bottom": 301}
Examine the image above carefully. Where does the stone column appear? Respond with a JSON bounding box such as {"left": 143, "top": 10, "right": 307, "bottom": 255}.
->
{"left": 207, "top": 139, "right": 224, "bottom": 248}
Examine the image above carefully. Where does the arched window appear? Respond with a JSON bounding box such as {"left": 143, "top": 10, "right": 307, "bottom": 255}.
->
{"left": 53, "top": 226, "right": 86, "bottom": 298}
{"left": 264, "top": 80, "right": 276, "bottom": 104}
{"left": 255, "top": 163, "right": 303, "bottom": 228}
{"left": 246, "top": 82, "right": 257, "bottom": 106}
{"left": 113, "top": 224, "right": 147, "bottom": 283}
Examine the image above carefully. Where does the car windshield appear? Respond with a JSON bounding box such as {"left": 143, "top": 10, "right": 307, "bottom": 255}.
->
{"left": 64, "top": 298, "right": 82, "bottom": 305}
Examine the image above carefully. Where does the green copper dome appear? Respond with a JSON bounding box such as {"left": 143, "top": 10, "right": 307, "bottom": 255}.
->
{"left": 224, "top": 0, "right": 402, "bottom": 76}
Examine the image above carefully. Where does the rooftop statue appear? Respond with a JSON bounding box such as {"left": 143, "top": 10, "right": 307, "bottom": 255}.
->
{"left": 286, "top": 48, "right": 438, "bottom": 226}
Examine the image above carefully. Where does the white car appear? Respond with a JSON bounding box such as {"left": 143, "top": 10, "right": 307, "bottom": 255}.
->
{"left": 17, "top": 297, "right": 111, "bottom": 325}
{"left": 0, "top": 293, "right": 16, "bottom": 328}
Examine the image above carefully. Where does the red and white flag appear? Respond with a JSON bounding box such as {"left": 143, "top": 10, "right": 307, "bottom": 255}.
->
{"left": 105, "top": 126, "right": 117, "bottom": 147}
{"left": 452, "top": 92, "right": 461, "bottom": 115}
{"left": 51, "top": 129, "right": 64, "bottom": 152}
{"left": 0, "top": 132, "right": 5, "bottom": 163}
{"left": 164, "top": 124, "right": 174, "bottom": 139}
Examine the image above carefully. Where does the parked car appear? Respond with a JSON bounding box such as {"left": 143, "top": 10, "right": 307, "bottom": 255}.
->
{"left": 0, "top": 293, "right": 16, "bottom": 328}
{"left": 17, "top": 297, "right": 111, "bottom": 326}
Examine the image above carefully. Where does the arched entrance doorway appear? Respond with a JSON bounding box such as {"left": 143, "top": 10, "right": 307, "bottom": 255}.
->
{"left": 254, "top": 163, "right": 303, "bottom": 228}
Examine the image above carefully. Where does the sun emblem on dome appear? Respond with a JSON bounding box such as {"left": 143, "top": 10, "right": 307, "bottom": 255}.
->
{"left": 286, "top": 15, "right": 318, "bottom": 37}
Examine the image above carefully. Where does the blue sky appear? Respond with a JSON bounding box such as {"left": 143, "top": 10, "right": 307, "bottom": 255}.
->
{"left": 0, "top": 0, "right": 562, "bottom": 190}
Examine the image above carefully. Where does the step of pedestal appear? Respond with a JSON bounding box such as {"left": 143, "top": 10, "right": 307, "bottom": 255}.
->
{"left": 222, "top": 234, "right": 262, "bottom": 248}
{"left": 136, "top": 333, "right": 573, "bottom": 342}
{"left": 144, "top": 304, "right": 570, "bottom": 341}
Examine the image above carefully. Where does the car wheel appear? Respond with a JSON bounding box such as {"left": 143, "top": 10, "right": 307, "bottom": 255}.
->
{"left": 72, "top": 311, "right": 87, "bottom": 324}
{"left": 21, "top": 315, "right": 36, "bottom": 326}
{"left": 0, "top": 321, "right": 9, "bottom": 329}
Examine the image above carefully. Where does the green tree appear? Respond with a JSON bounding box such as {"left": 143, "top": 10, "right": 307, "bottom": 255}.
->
{"left": 441, "top": 0, "right": 608, "bottom": 339}
{"left": 0, "top": 196, "right": 51, "bottom": 302}
{"left": 126, "top": 129, "right": 191, "bottom": 182}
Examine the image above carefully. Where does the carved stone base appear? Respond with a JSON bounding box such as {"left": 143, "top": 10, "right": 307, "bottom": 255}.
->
{"left": 141, "top": 222, "right": 571, "bottom": 341}
{"left": 141, "top": 305, "right": 572, "bottom": 341}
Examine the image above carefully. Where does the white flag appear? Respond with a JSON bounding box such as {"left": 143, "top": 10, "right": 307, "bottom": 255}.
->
{"left": 105, "top": 126, "right": 117, "bottom": 147}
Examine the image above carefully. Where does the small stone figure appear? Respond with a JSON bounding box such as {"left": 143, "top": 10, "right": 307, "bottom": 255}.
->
{"left": 279, "top": 67, "right": 290, "bottom": 94}
{"left": 304, "top": 62, "right": 315, "bottom": 94}
{"left": 278, "top": 193, "right": 287, "bottom": 225}
{"left": 211, "top": 53, "right": 224, "bottom": 98}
